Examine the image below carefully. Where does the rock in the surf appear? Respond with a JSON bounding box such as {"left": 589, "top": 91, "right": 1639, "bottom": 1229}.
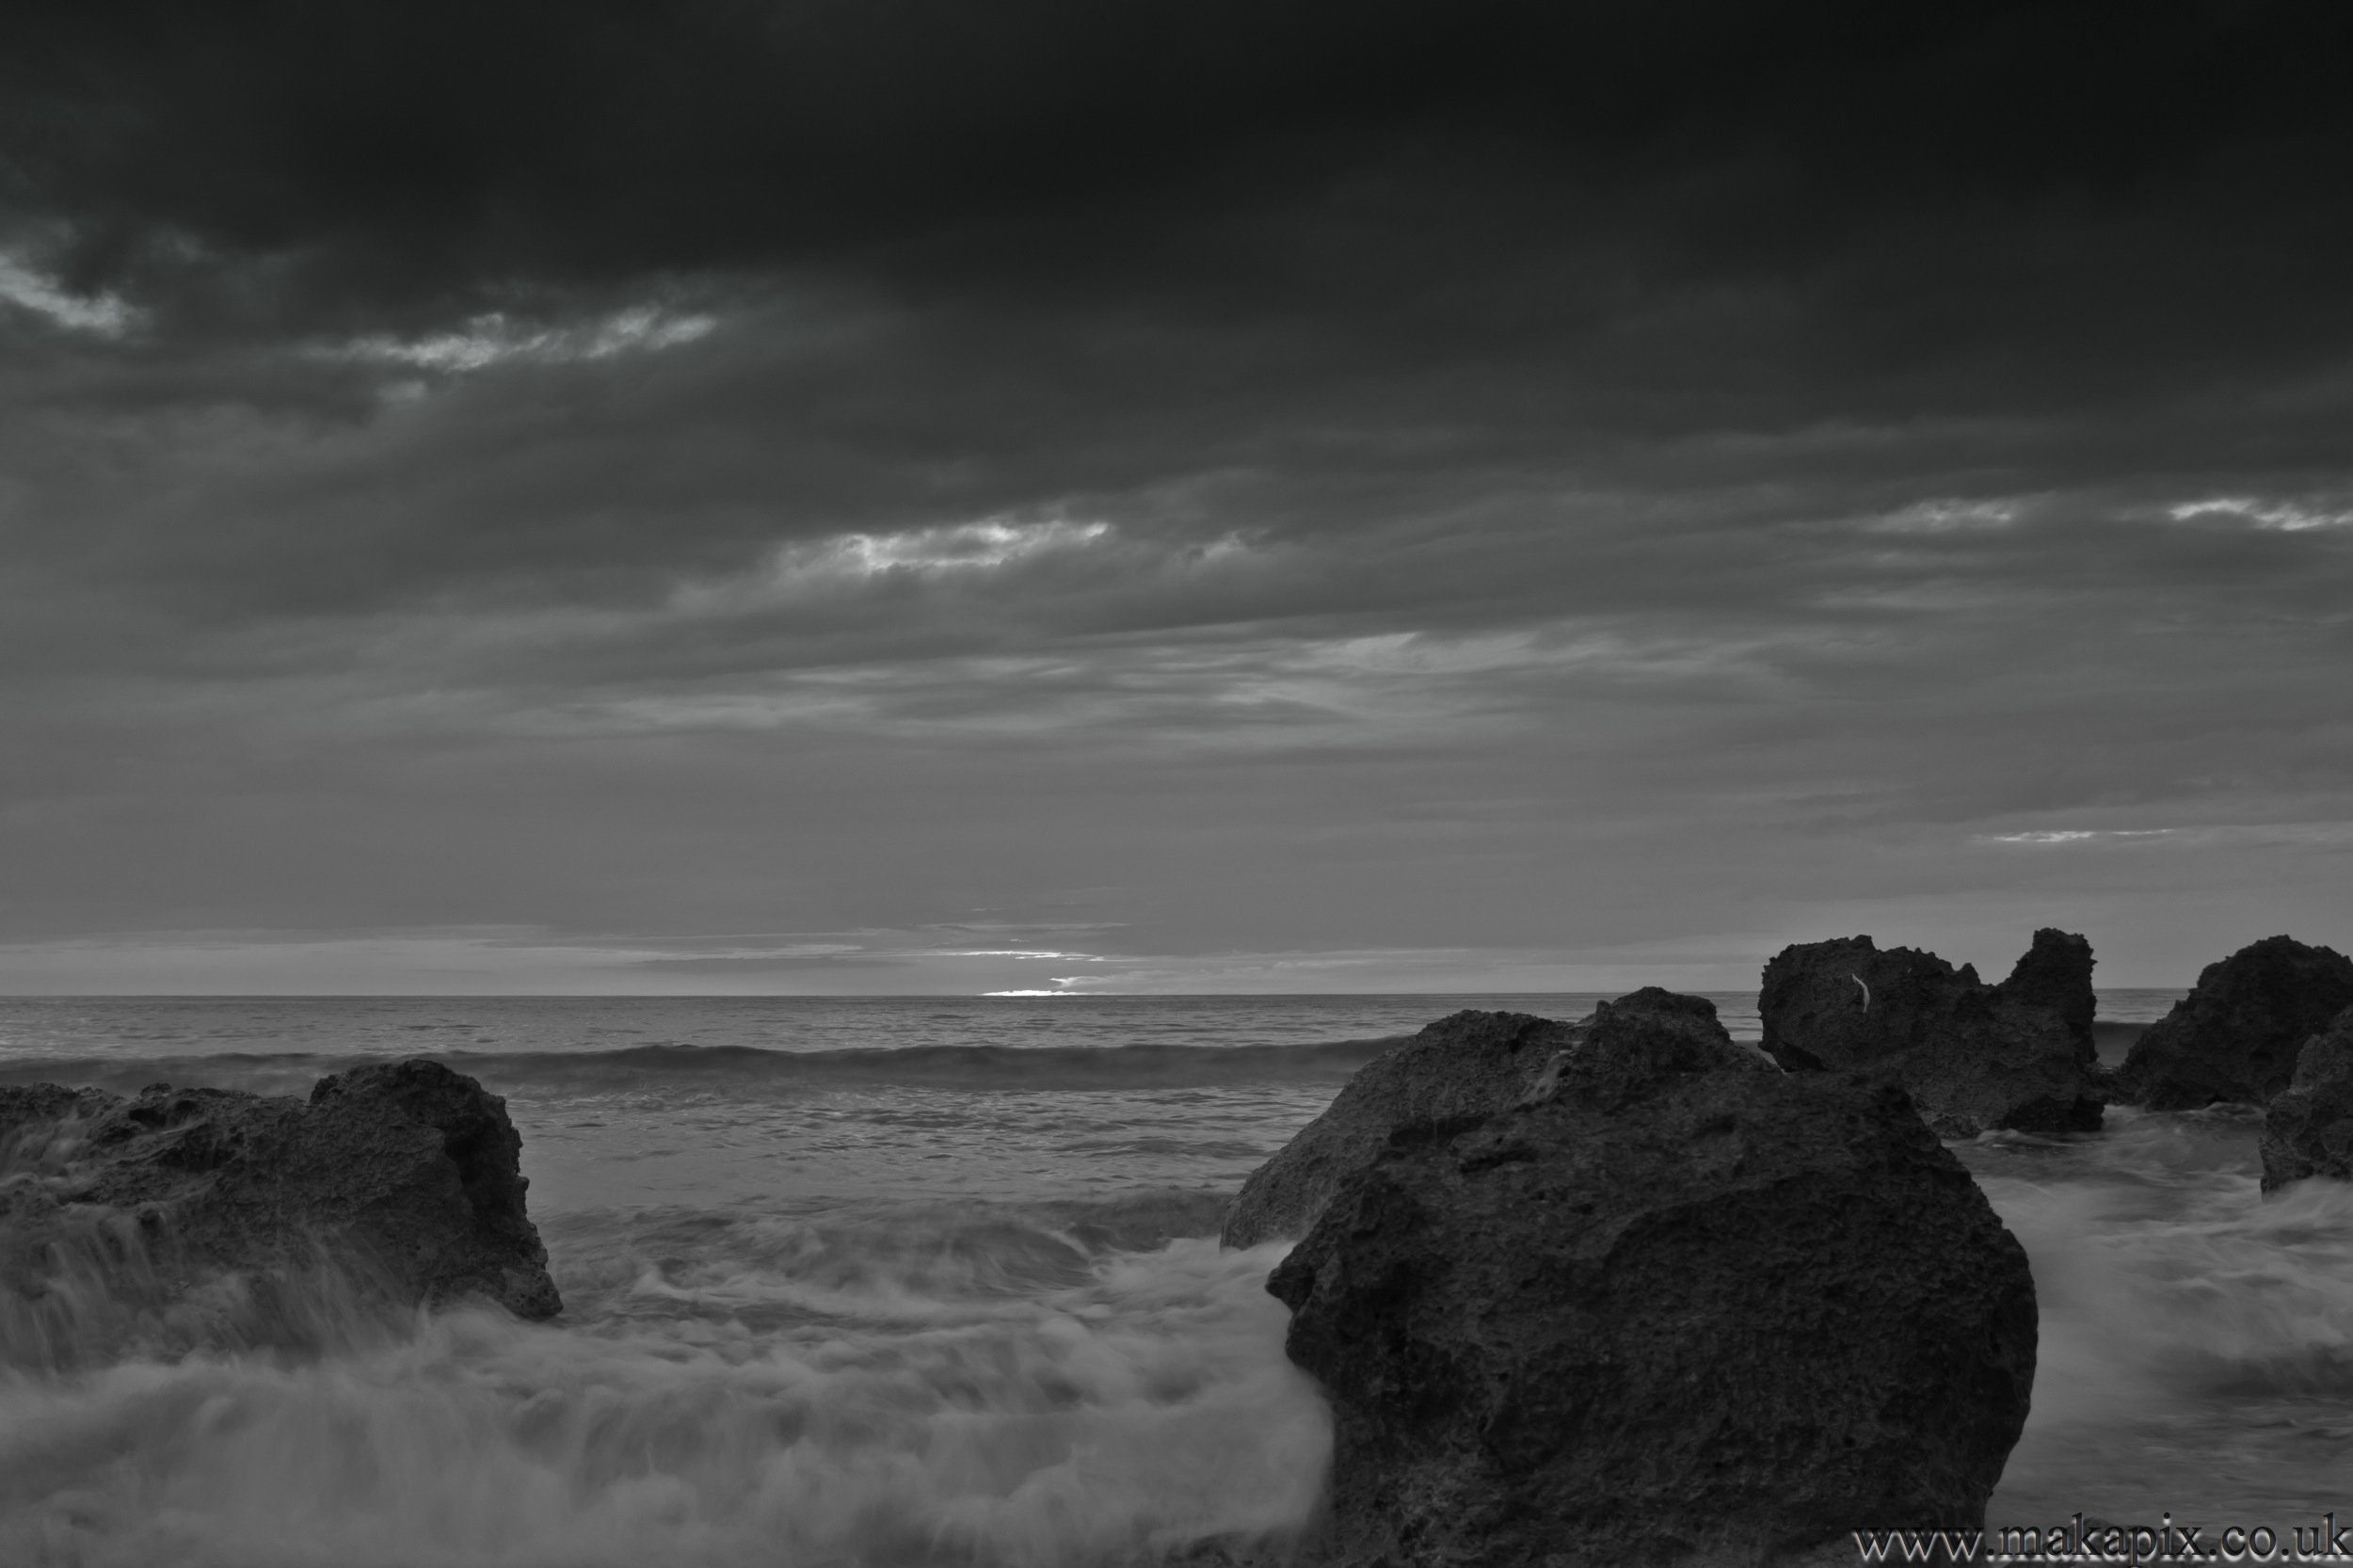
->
{"left": 2118, "top": 936, "right": 2353, "bottom": 1111}
{"left": 2259, "top": 1005, "right": 2353, "bottom": 1191}
{"left": 1758, "top": 929, "right": 2103, "bottom": 1136}
{"left": 1221, "top": 989, "right": 1769, "bottom": 1248}
{"left": 1530, "top": 985, "right": 1780, "bottom": 1108}
{"left": 1266, "top": 1064, "right": 2037, "bottom": 1568}
{"left": 0, "top": 1059, "right": 560, "bottom": 1350}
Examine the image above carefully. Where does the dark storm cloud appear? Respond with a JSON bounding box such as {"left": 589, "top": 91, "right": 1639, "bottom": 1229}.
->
{"left": 7, "top": 2, "right": 2352, "bottom": 362}
{"left": 10, "top": 3, "right": 2301, "bottom": 289}
{"left": 8, "top": 2, "right": 2352, "bottom": 623}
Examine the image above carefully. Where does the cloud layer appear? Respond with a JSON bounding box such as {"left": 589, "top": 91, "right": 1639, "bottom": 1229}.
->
{"left": 2, "top": 3, "right": 2349, "bottom": 990}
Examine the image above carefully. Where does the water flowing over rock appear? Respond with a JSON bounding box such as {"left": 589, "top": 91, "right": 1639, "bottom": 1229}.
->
{"left": 0, "top": 1060, "right": 559, "bottom": 1363}
{"left": 1266, "top": 1064, "right": 2038, "bottom": 1567}
{"left": 2119, "top": 936, "right": 2353, "bottom": 1111}
{"left": 1220, "top": 990, "right": 1769, "bottom": 1249}
{"left": 1758, "top": 929, "right": 2103, "bottom": 1136}
{"left": 2259, "top": 1006, "right": 2353, "bottom": 1191}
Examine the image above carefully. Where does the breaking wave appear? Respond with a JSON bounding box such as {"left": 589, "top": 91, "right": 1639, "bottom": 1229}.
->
{"left": 0, "top": 1196, "right": 1328, "bottom": 1568}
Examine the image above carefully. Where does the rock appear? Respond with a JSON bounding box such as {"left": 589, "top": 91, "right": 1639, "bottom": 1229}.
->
{"left": 2259, "top": 1005, "right": 2353, "bottom": 1191}
{"left": 1758, "top": 929, "right": 2103, "bottom": 1136}
{"left": 1534, "top": 985, "right": 1782, "bottom": 1110}
{"left": 2118, "top": 936, "right": 2353, "bottom": 1110}
{"left": 1222, "top": 1010, "right": 1571, "bottom": 1249}
{"left": 1266, "top": 1066, "right": 2037, "bottom": 1568}
{"left": 1221, "top": 990, "right": 1770, "bottom": 1248}
{"left": 1, "top": 1060, "right": 559, "bottom": 1361}
{"left": 1995, "top": 928, "right": 2100, "bottom": 1060}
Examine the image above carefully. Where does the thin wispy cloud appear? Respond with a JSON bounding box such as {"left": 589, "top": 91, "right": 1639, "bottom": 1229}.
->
{"left": 332, "top": 304, "right": 717, "bottom": 374}
{"left": 0, "top": 252, "right": 138, "bottom": 335}
{"left": 1860, "top": 499, "right": 2024, "bottom": 535}
{"left": 1978, "top": 824, "right": 2353, "bottom": 850}
{"left": 2167, "top": 497, "right": 2353, "bottom": 532}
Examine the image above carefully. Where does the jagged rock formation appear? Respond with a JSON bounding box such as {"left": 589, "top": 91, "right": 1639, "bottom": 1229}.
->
{"left": 2118, "top": 936, "right": 2353, "bottom": 1111}
{"left": 1266, "top": 1062, "right": 2038, "bottom": 1567}
{"left": 1221, "top": 990, "right": 1770, "bottom": 1248}
{"left": 2260, "top": 1005, "right": 2353, "bottom": 1191}
{"left": 1758, "top": 929, "right": 2103, "bottom": 1136}
{"left": 0, "top": 1060, "right": 559, "bottom": 1362}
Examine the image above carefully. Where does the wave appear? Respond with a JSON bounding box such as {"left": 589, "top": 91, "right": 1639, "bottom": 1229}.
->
{"left": 0, "top": 1036, "right": 1408, "bottom": 1101}
{"left": 1972, "top": 1105, "right": 2353, "bottom": 1523}
{"left": 0, "top": 1224, "right": 1329, "bottom": 1567}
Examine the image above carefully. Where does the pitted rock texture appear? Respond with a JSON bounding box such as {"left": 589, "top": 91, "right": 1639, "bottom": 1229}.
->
{"left": 1221, "top": 989, "right": 1770, "bottom": 1248}
{"left": 1221, "top": 1009, "right": 1574, "bottom": 1249}
{"left": 0, "top": 1059, "right": 560, "bottom": 1348}
{"left": 2119, "top": 936, "right": 2353, "bottom": 1111}
{"left": 1267, "top": 1068, "right": 2038, "bottom": 1568}
{"left": 1758, "top": 929, "right": 2103, "bottom": 1136}
{"left": 2260, "top": 1005, "right": 2353, "bottom": 1191}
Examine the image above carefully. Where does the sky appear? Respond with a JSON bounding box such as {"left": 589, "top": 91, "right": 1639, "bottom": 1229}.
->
{"left": 1, "top": 1, "right": 2349, "bottom": 995}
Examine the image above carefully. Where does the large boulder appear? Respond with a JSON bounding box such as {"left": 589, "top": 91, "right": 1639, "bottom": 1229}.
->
{"left": 1222, "top": 990, "right": 1769, "bottom": 1248}
{"left": 2259, "top": 1005, "right": 2353, "bottom": 1191}
{"left": 1266, "top": 1065, "right": 2037, "bottom": 1568}
{"left": 0, "top": 1059, "right": 559, "bottom": 1362}
{"left": 1758, "top": 929, "right": 2103, "bottom": 1136}
{"left": 2119, "top": 936, "right": 2353, "bottom": 1110}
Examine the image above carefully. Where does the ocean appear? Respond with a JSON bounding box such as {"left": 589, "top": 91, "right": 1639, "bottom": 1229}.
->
{"left": 4, "top": 990, "right": 2349, "bottom": 1565}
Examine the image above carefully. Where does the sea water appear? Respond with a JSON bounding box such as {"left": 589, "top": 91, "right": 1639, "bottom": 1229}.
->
{"left": 2, "top": 990, "right": 2346, "bottom": 1565}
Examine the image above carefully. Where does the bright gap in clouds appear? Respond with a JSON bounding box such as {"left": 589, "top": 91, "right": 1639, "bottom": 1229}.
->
{"left": 1862, "top": 498, "right": 2023, "bottom": 534}
{"left": 1979, "top": 824, "right": 2353, "bottom": 848}
{"left": 1981, "top": 829, "right": 2176, "bottom": 844}
{"left": 662, "top": 517, "right": 1117, "bottom": 616}
{"left": 334, "top": 304, "right": 718, "bottom": 373}
{"left": 836, "top": 519, "right": 1112, "bottom": 573}
{"left": 2167, "top": 497, "right": 2353, "bottom": 532}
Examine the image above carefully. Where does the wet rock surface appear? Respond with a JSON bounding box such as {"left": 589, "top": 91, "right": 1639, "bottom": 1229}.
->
{"left": 1758, "top": 928, "right": 2103, "bottom": 1136}
{"left": 0, "top": 1059, "right": 559, "bottom": 1359}
{"left": 2259, "top": 1005, "right": 2353, "bottom": 1191}
{"left": 2119, "top": 936, "right": 2353, "bottom": 1111}
{"left": 1267, "top": 1064, "right": 2038, "bottom": 1568}
{"left": 1221, "top": 990, "right": 1769, "bottom": 1248}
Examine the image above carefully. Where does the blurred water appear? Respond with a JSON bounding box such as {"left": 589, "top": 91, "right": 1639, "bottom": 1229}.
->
{"left": 12, "top": 988, "right": 2337, "bottom": 1563}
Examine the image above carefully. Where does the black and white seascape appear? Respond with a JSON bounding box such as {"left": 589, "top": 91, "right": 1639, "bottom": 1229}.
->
{"left": 4, "top": 6, "right": 2353, "bottom": 1566}
{"left": 7, "top": 985, "right": 2353, "bottom": 1566}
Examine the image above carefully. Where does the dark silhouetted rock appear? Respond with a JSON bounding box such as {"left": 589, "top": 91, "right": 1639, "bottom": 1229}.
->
{"left": 1221, "top": 990, "right": 1770, "bottom": 1248}
{"left": 2119, "top": 936, "right": 2353, "bottom": 1111}
{"left": 0, "top": 1060, "right": 559, "bottom": 1360}
{"left": 1758, "top": 929, "right": 2103, "bottom": 1136}
{"left": 1267, "top": 1066, "right": 2037, "bottom": 1568}
{"left": 1535, "top": 985, "right": 1781, "bottom": 1108}
{"left": 2260, "top": 1006, "right": 2353, "bottom": 1191}
{"left": 1996, "top": 928, "right": 2099, "bottom": 1061}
